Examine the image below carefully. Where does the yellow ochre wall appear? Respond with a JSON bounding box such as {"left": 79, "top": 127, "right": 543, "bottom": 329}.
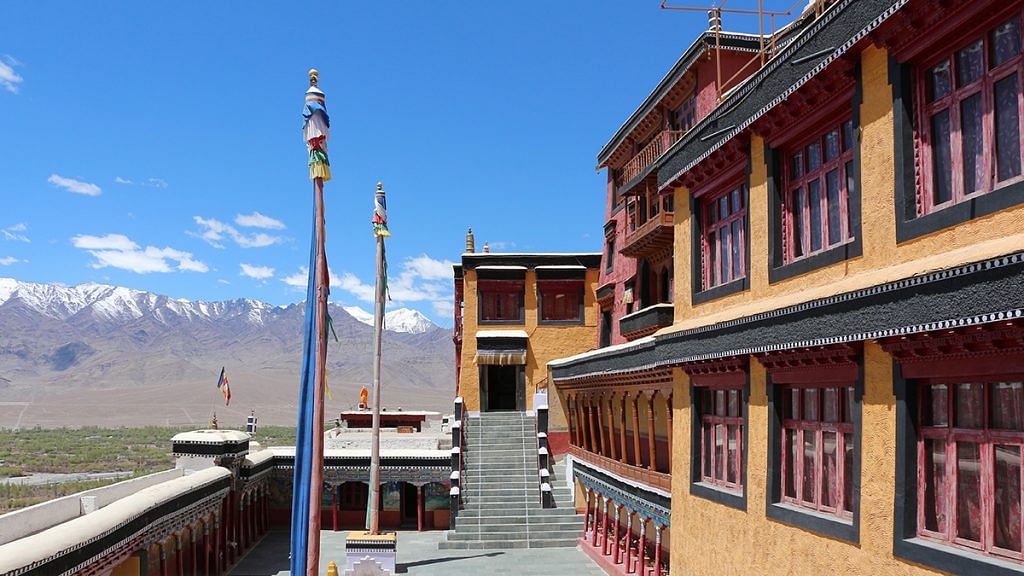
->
{"left": 459, "top": 267, "right": 599, "bottom": 431}
{"left": 111, "top": 556, "right": 141, "bottom": 576}
{"left": 671, "top": 45, "right": 1024, "bottom": 332}
{"left": 670, "top": 344, "right": 946, "bottom": 575}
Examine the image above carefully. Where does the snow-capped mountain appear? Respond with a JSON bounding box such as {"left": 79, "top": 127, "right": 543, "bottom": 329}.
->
{"left": 343, "top": 305, "right": 439, "bottom": 334}
{"left": 0, "top": 278, "right": 454, "bottom": 427}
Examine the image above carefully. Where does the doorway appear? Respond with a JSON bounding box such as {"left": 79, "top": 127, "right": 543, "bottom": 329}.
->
{"left": 399, "top": 483, "right": 418, "bottom": 529}
{"left": 481, "top": 365, "right": 523, "bottom": 411}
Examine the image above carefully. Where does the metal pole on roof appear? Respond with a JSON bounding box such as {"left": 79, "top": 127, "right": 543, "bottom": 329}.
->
{"left": 368, "top": 182, "right": 391, "bottom": 534}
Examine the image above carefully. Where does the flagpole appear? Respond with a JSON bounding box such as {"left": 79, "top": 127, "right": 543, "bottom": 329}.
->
{"left": 307, "top": 171, "right": 329, "bottom": 572}
{"left": 368, "top": 182, "right": 389, "bottom": 534}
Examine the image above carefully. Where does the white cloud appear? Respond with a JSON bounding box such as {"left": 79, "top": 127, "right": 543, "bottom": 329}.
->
{"left": 192, "top": 216, "right": 281, "bottom": 249}
{"left": 217, "top": 279, "right": 231, "bottom": 285}
{"left": 2, "top": 223, "right": 29, "bottom": 243}
{"left": 235, "top": 212, "right": 285, "bottom": 230}
{"left": 324, "top": 254, "right": 454, "bottom": 323}
{"left": 405, "top": 254, "right": 457, "bottom": 281}
{"left": 71, "top": 233, "right": 207, "bottom": 274}
{"left": 0, "top": 256, "right": 22, "bottom": 266}
{"left": 0, "top": 56, "right": 23, "bottom": 94}
{"left": 487, "top": 241, "right": 517, "bottom": 250}
{"left": 48, "top": 174, "right": 101, "bottom": 196}
{"left": 240, "top": 263, "right": 274, "bottom": 280}
{"left": 115, "top": 176, "right": 167, "bottom": 188}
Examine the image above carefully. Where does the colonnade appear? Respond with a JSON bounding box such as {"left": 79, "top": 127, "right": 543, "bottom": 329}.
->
{"left": 567, "top": 389, "right": 673, "bottom": 475}
{"left": 582, "top": 487, "right": 667, "bottom": 576}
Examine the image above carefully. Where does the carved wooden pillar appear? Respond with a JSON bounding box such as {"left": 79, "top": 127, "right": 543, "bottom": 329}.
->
{"left": 647, "top": 393, "right": 658, "bottom": 472}
{"left": 212, "top": 515, "right": 222, "bottom": 576}
{"left": 175, "top": 534, "right": 184, "bottom": 576}
{"left": 202, "top": 521, "right": 210, "bottom": 576}
{"left": 567, "top": 395, "right": 576, "bottom": 446}
{"left": 596, "top": 395, "right": 608, "bottom": 457}
{"left": 191, "top": 529, "right": 199, "bottom": 576}
{"left": 158, "top": 541, "right": 169, "bottom": 576}
{"left": 631, "top": 393, "right": 642, "bottom": 467}
{"left": 587, "top": 398, "right": 598, "bottom": 455}
{"left": 583, "top": 488, "right": 592, "bottom": 537}
{"left": 619, "top": 393, "right": 628, "bottom": 464}
{"left": 605, "top": 393, "right": 618, "bottom": 461}
{"left": 666, "top": 393, "right": 673, "bottom": 472}
{"left": 417, "top": 484, "right": 425, "bottom": 532}
{"left": 576, "top": 396, "right": 588, "bottom": 450}
{"left": 591, "top": 493, "right": 601, "bottom": 547}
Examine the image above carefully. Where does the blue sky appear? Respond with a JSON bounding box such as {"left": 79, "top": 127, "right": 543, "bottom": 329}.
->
{"left": 0, "top": 1, "right": 733, "bottom": 326}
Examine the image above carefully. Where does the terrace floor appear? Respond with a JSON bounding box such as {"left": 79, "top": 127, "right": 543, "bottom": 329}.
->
{"left": 229, "top": 529, "right": 606, "bottom": 576}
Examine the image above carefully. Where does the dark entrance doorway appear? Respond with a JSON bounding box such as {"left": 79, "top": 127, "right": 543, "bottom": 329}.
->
{"left": 399, "top": 482, "right": 418, "bottom": 528}
{"left": 482, "top": 364, "right": 523, "bottom": 411}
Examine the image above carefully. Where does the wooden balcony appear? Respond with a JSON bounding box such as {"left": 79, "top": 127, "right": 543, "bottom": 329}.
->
{"left": 620, "top": 210, "right": 673, "bottom": 258}
{"left": 618, "top": 130, "right": 685, "bottom": 194}
{"left": 620, "top": 303, "right": 674, "bottom": 341}
{"left": 568, "top": 444, "right": 671, "bottom": 492}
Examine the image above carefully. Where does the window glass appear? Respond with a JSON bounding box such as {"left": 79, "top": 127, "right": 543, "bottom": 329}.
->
{"left": 785, "top": 429, "right": 798, "bottom": 498}
{"left": 823, "top": 387, "right": 840, "bottom": 423}
{"left": 842, "top": 121, "right": 855, "bottom": 151}
{"left": 824, "top": 129, "right": 841, "bottom": 162}
{"left": 843, "top": 432, "right": 854, "bottom": 513}
{"left": 730, "top": 220, "right": 742, "bottom": 279}
{"left": 804, "top": 388, "right": 819, "bottom": 421}
{"left": 791, "top": 152, "right": 804, "bottom": 179}
{"left": 931, "top": 110, "right": 954, "bottom": 205}
{"left": 923, "top": 384, "right": 949, "bottom": 427}
{"left": 962, "top": 93, "right": 985, "bottom": 196}
{"left": 991, "top": 18, "right": 1022, "bottom": 68}
{"left": 822, "top": 431, "right": 838, "bottom": 508}
{"left": 807, "top": 141, "right": 822, "bottom": 172}
{"left": 809, "top": 179, "right": 823, "bottom": 252}
{"left": 727, "top": 424, "right": 738, "bottom": 484}
{"left": 715, "top": 390, "right": 726, "bottom": 417}
{"left": 994, "top": 444, "right": 1023, "bottom": 551}
{"left": 929, "top": 60, "right": 953, "bottom": 102}
{"left": 727, "top": 389, "right": 740, "bottom": 417}
{"left": 991, "top": 382, "right": 1024, "bottom": 430}
{"left": 955, "top": 383, "right": 984, "bottom": 428}
{"left": 803, "top": 432, "right": 817, "bottom": 503}
{"left": 791, "top": 189, "right": 805, "bottom": 259}
{"left": 826, "top": 169, "right": 843, "bottom": 244}
{"left": 956, "top": 40, "right": 984, "bottom": 86}
{"left": 922, "top": 438, "right": 948, "bottom": 533}
{"left": 994, "top": 73, "right": 1022, "bottom": 182}
{"left": 956, "top": 441, "right": 983, "bottom": 543}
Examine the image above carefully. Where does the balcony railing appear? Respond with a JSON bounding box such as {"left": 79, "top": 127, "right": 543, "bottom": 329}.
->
{"left": 568, "top": 444, "right": 671, "bottom": 492}
{"left": 620, "top": 303, "right": 674, "bottom": 340}
{"left": 620, "top": 130, "right": 686, "bottom": 190}
{"left": 621, "top": 210, "right": 673, "bottom": 258}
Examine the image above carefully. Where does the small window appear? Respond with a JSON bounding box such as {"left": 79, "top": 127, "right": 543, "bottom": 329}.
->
{"left": 917, "top": 16, "right": 1024, "bottom": 215}
{"left": 605, "top": 236, "right": 615, "bottom": 272}
{"left": 698, "top": 385, "right": 745, "bottom": 492}
{"left": 701, "top": 185, "right": 746, "bottom": 290}
{"left": 538, "top": 280, "right": 583, "bottom": 323}
{"left": 479, "top": 280, "right": 524, "bottom": 323}
{"left": 781, "top": 384, "right": 856, "bottom": 518}
{"left": 784, "top": 121, "right": 855, "bottom": 262}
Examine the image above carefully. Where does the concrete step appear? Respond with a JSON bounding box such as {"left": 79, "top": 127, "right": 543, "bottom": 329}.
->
{"left": 437, "top": 538, "right": 580, "bottom": 550}
{"left": 445, "top": 529, "right": 582, "bottom": 542}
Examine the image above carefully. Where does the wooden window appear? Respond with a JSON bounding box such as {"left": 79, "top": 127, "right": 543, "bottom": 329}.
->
{"left": 917, "top": 15, "right": 1024, "bottom": 215}
{"left": 478, "top": 280, "right": 524, "bottom": 322}
{"left": 538, "top": 280, "right": 583, "bottom": 322}
{"left": 340, "top": 482, "right": 368, "bottom": 511}
{"left": 784, "top": 121, "right": 855, "bottom": 262}
{"left": 917, "top": 380, "right": 1024, "bottom": 561}
{"left": 699, "top": 385, "right": 744, "bottom": 491}
{"left": 781, "top": 384, "right": 855, "bottom": 518}
{"left": 604, "top": 236, "right": 615, "bottom": 272}
{"left": 701, "top": 184, "right": 746, "bottom": 290}
{"left": 670, "top": 93, "right": 697, "bottom": 133}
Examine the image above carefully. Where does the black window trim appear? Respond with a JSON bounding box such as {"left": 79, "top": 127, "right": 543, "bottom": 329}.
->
{"left": 689, "top": 367, "right": 749, "bottom": 511}
{"left": 768, "top": 63, "right": 864, "bottom": 284}
{"left": 890, "top": 56, "right": 1024, "bottom": 244}
{"left": 764, "top": 360, "right": 863, "bottom": 544}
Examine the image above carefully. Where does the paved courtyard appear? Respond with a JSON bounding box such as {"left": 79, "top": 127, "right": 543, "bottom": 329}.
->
{"left": 229, "top": 529, "right": 606, "bottom": 576}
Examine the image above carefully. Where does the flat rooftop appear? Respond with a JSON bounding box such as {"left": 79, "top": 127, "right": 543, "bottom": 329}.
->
{"left": 228, "top": 530, "right": 604, "bottom": 576}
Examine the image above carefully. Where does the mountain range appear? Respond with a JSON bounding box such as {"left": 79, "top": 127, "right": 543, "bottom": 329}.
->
{"left": 0, "top": 279, "right": 454, "bottom": 428}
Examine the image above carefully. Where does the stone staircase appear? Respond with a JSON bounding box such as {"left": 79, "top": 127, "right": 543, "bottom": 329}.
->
{"left": 439, "top": 411, "right": 584, "bottom": 550}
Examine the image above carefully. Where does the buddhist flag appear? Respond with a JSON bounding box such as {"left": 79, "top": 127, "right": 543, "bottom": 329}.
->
{"left": 217, "top": 367, "right": 231, "bottom": 406}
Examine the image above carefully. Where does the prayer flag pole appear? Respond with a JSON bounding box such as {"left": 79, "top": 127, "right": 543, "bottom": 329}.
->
{"left": 368, "top": 182, "right": 391, "bottom": 534}
{"left": 291, "top": 67, "right": 332, "bottom": 576}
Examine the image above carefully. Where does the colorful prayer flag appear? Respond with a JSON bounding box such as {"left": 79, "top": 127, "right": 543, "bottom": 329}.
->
{"left": 216, "top": 367, "right": 231, "bottom": 406}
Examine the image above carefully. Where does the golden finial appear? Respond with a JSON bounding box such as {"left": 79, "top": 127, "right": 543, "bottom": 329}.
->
{"left": 326, "top": 561, "right": 339, "bottom": 576}
{"left": 377, "top": 182, "right": 383, "bottom": 191}
{"left": 211, "top": 412, "right": 218, "bottom": 430}
{"left": 308, "top": 68, "right": 319, "bottom": 87}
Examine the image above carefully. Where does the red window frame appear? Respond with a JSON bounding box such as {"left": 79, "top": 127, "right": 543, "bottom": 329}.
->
{"left": 916, "top": 14, "right": 1024, "bottom": 215}
{"left": 699, "top": 384, "right": 744, "bottom": 491}
{"left": 538, "top": 280, "right": 583, "bottom": 322}
{"left": 700, "top": 183, "right": 746, "bottom": 290}
{"left": 783, "top": 120, "right": 856, "bottom": 262}
{"left": 781, "top": 383, "right": 855, "bottom": 519}
{"left": 916, "top": 378, "right": 1024, "bottom": 561}
{"left": 478, "top": 280, "right": 524, "bottom": 322}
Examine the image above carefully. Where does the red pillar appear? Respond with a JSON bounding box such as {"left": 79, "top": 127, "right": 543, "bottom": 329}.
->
{"left": 213, "top": 517, "right": 222, "bottom": 576}
{"left": 653, "top": 524, "right": 664, "bottom": 576}
{"left": 638, "top": 518, "right": 648, "bottom": 576}
{"left": 613, "top": 505, "right": 622, "bottom": 564}
{"left": 175, "top": 535, "right": 184, "bottom": 576}
{"left": 417, "top": 484, "right": 425, "bottom": 532}
{"left": 625, "top": 512, "right": 634, "bottom": 574}
{"left": 590, "top": 494, "right": 600, "bottom": 547}
{"left": 602, "top": 499, "right": 611, "bottom": 555}
{"left": 191, "top": 531, "right": 198, "bottom": 576}
{"left": 202, "top": 522, "right": 210, "bottom": 576}
{"left": 583, "top": 490, "right": 591, "bottom": 537}
{"left": 159, "top": 542, "right": 169, "bottom": 576}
